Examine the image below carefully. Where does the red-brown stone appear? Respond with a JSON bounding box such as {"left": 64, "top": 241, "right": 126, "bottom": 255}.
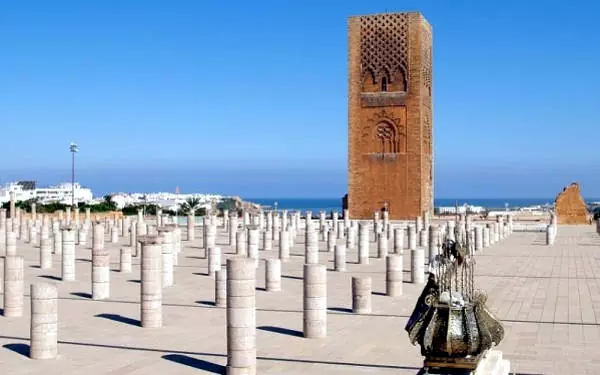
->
{"left": 555, "top": 183, "right": 590, "bottom": 224}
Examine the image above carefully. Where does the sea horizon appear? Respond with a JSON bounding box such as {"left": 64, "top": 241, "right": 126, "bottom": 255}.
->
{"left": 244, "top": 197, "right": 600, "bottom": 212}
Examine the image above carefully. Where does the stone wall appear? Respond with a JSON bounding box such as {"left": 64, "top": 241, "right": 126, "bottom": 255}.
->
{"left": 555, "top": 183, "right": 590, "bottom": 224}
{"left": 347, "top": 12, "right": 433, "bottom": 220}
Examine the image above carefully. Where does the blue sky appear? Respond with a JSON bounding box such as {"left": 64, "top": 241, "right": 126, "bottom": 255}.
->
{"left": 1, "top": 0, "right": 599, "bottom": 198}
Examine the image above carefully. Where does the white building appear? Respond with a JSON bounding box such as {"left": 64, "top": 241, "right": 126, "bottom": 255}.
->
{"left": 437, "top": 205, "right": 486, "bottom": 214}
{"left": 0, "top": 181, "right": 94, "bottom": 205}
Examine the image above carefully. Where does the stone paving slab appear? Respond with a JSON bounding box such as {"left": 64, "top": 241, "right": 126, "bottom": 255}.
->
{"left": 0, "top": 222, "right": 599, "bottom": 374}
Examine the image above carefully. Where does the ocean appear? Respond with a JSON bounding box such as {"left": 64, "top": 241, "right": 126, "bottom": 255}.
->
{"left": 245, "top": 197, "right": 600, "bottom": 212}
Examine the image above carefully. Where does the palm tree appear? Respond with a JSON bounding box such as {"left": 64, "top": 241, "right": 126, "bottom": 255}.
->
{"left": 180, "top": 197, "right": 201, "bottom": 216}
{"left": 103, "top": 194, "right": 117, "bottom": 211}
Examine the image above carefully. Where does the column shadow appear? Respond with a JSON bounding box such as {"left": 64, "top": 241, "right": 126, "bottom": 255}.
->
{"left": 162, "top": 354, "right": 225, "bottom": 374}
{"left": 71, "top": 292, "right": 92, "bottom": 299}
{"left": 95, "top": 313, "right": 140, "bottom": 327}
{"left": 257, "top": 325, "right": 303, "bottom": 337}
{"left": 3, "top": 343, "right": 29, "bottom": 358}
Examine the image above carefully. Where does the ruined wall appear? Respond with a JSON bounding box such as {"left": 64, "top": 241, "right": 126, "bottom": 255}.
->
{"left": 348, "top": 12, "right": 433, "bottom": 219}
{"left": 555, "top": 183, "right": 590, "bottom": 224}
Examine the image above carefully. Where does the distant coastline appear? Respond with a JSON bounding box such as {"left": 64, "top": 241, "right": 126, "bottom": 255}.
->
{"left": 245, "top": 197, "right": 600, "bottom": 212}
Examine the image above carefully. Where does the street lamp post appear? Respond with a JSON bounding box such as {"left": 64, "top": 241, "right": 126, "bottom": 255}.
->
{"left": 69, "top": 143, "right": 79, "bottom": 209}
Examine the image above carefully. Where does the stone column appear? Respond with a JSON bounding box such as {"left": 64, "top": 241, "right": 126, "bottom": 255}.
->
{"left": 265, "top": 258, "right": 281, "bottom": 292}
{"left": 334, "top": 243, "right": 346, "bottom": 272}
{"left": 215, "top": 266, "right": 227, "bottom": 308}
{"left": 262, "top": 230, "right": 272, "bottom": 251}
{"left": 346, "top": 225, "right": 356, "bottom": 250}
{"left": 428, "top": 225, "right": 438, "bottom": 262}
{"left": 159, "top": 229, "right": 174, "bottom": 287}
{"left": 279, "top": 230, "right": 290, "bottom": 262}
{"left": 92, "top": 239, "right": 110, "bottom": 300}
{"left": 92, "top": 223, "right": 105, "bottom": 253}
{"left": 235, "top": 230, "right": 246, "bottom": 256}
{"left": 208, "top": 246, "right": 221, "bottom": 277}
{"left": 377, "top": 232, "right": 388, "bottom": 258}
{"left": 40, "top": 238, "right": 52, "bottom": 269}
{"left": 546, "top": 225, "right": 556, "bottom": 245}
{"left": 326, "top": 229, "right": 335, "bottom": 253}
{"left": 205, "top": 223, "right": 217, "bottom": 252}
{"left": 229, "top": 216, "right": 238, "bottom": 246}
{"left": 30, "top": 283, "right": 58, "bottom": 359}
{"left": 120, "top": 247, "right": 132, "bottom": 273}
{"left": 74, "top": 208, "right": 80, "bottom": 228}
{"left": 352, "top": 276, "right": 372, "bottom": 314}
{"left": 475, "top": 226, "right": 483, "bottom": 251}
{"left": 303, "top": 263, "right": 326, "bottom": 338}
{"left": 140, "top": 236, "right": 163, "bottom": 328}
{"left": 493, "top": 222, "right": 500, "bottom": 243}
{"left": 358, "top": 223, "right": 370, "bottom": 264}
{"left": 61, "top": 227, "right": 76, "bottom": 281}
{"left": 393, "top": 227, "right": 404, "bottom": 254}
{"left": 226, "top": 257, "right": 256, "bottom": 375}
{"left": 65, "top": 207, "right": 71, "bottom": 226}
{"left": 247, "top": 225, "right": 260, "bottom": 268}
{"left": 6, "top": 231, "right": 17, "bottom": 256}
{"left": 408, "top": 225, "right": 417, "bottom": 250}
{"left": 305, "top": 226, "right": 319, "bottom": 264}
{"left": 110, "top": 226, "right": 119, "bottom": 243}
{"left": 386, "top": 254, "right": 403, "bottom": 296}
{"left": 3, "top": 255, "right": 24, "bottom": 317}
{"left": 483, "top": 226, "right": 490, "bottom": 248}
{"left": 419, "top": 229, "right": 428, "bottom": 248}
{"left": 411, "top": 248, "right": 425, "bottom": 284}
{"left": 53, "top": 229, "right": 62, "bottom": 255}
{"left": 186, "top": 214, "right": 195, "bottom": 241}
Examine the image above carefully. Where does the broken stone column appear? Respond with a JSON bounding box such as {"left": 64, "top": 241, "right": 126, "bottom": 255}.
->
{"left": 416, "top": 216, "right": 423, "bottom": 233}
{"left": 140, "top": 236, "right": 163, "bottom": 328}
{"left": 92, "top": 223, "right": 105, "bottom": 253}
{"left": 419, "top": 229, "right": 428, "bottom": 248}
{"left": 475, "top": 226, "right": 483, "bottom": 251}
{"left": 346, "top": 225, "right": 356, "bottom": 250}
{"left": 187, "top": 214, "right": 195, "bottom": 241}
{"left": 408, "top": 225, "right": 417, "bottom": 250}
{"left": 334, "top": 243, "right": 346, "bottom": 272}
{"left": 9, "top": 191, "right": 16, "bottom": 219}
{"left": 358, "top": 223, "right": 370, "bottom": 264}
{"left": 247, "top": 225, "right": 260, "bottom": 268}
{"left": 386, "top": 254, "right": 403, "bottom": 296}
{"left": 305, "top": 226, "right": 319, "bottom": 264}
{"left": 279, "top": 230, "right": 290, "bottom": 262}
{"left": 546, "top": 225, "right": 556, "bottom": 245}
{"left": 52, "top": 229, "right": 62, "bottom": 255}
{"left": 229, "top": 215, "right": 238, "bottom": 246}
{"left": 303, "top": 263, "right": 326, "bottom": 338}
{"left": 40, "top": 238, "right": 52, "bottom": 269}
{"left": 120, "top": 247, "right": 132, "bottom": 273}
{"left": 352, "top": 276, "right": 372, "bottom": 314}
{"left": 394, "top": 227, "right": 404, "bottom": 254}
{"left": 65, "top": 207, "right": 71, "bottom": 226}
{"left": 92, "top": 239, "right": 110, "bottom": 300}
{"left": 30, "top": 283, "right": 58, "bottom": 359}
{"left": 159, "top": 228, "right": 174, "bottom": 287}
{"left": 493, "top": 222, "right": 500, "bottom": 243}
{"left": 208, "top": 246, "right": 221, "bottom": 277}
{"left": 205, "top": 223, "right": 217, "bottom": 252}
{"left": 110, "top": 226, "right": 119, "bottom": 243}
{"left": 497, "top": 215, "right": 504, "bottom": 239}
{"left": 428, "top": 225, "right": 438, "bottom": 262}
{"left": 265, "top": 258, "right": 281, "bottom": 292}
{"left": 226, "top": 257, "right": 256, "bottom": 375}
{"left": 262, "top": 230, "right": 272, "bottom": 251}
{"left": 377, "top": 232, "right": 388, "bottom": 258}
{"left": 411, "top": 248, "right": 425, "bottom": 284}
{"left": 61, "top": 227, "right": 76, "bottom": 281}
{"left": 6, "top": 231, "right": 17, "bottom": 256}
{"left": 3, "top": 255, "right": 24, "bottom": 317}
{"left": 215, "top": 266, "right": 227, "bottom": 308}
{"left": 483, "top": 226, "right": 490, "bottom": 248}
{"left": 326, "top": 228, "right": 335, "bottom": 253}
{"left": 235, "top": 230, "right": 246, "bottom": 256}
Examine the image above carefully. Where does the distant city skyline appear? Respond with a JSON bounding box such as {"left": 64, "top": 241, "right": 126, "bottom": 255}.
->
{"left": 2, "top": 0, "right": 599, "bottom": 198}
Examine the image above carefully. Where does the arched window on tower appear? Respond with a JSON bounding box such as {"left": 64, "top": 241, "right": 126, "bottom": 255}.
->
{"left": 381, "top": 76, "right": 388, "bottom": 92}
{"left": 376, "top": 122, "right": 398, "bottom": 154}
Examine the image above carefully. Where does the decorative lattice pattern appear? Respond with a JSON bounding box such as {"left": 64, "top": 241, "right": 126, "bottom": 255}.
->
{"left": 360, "top": 13, "right": 409, "bottom": 83}
{"left": 422, "top": 27, "right": 432, "bottom": 95}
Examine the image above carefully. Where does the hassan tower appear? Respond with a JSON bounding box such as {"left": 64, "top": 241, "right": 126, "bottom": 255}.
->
{"left": 347, "top": 12, "right": 433, "bottom": 220}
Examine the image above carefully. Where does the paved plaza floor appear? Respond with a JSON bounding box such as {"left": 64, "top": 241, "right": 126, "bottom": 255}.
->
{"left": 1, "top": 223, "right": 600, "bottom": 374}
